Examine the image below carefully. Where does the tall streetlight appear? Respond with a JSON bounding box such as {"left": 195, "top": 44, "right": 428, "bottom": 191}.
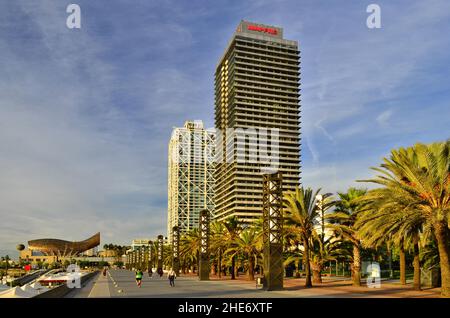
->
{"left": 262, "top": 172, "right": 283, "bottom": 291}
{"left": 147, "top": 241, "right": 153, "bottom": 272}
{"left": 172, "top": 227, "right": 180, "bottom": 275}
{"left": 140, "top": 247, "right": 145, "bottom": 271}
{"left": 198, "top": 210, "right": 210, "bottom": 281}
{"left": 157, "top": 235, "right": 164, "bottom": 274}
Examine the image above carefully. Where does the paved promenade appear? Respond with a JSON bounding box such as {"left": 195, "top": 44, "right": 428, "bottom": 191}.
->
{"left": 71, "top": 269, "right": 441, "bottom": 298}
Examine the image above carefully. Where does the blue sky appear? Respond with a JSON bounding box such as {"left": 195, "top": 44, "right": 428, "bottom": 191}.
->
{"left": 1, "top": 0, "right": 449, "bottom": 257}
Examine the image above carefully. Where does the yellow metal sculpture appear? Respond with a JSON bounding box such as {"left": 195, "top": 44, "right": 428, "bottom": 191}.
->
{"left": 28, "top": 232, "right": 100, "bottom": 257}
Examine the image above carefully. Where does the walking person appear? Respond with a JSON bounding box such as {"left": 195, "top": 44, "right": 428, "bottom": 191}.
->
{"left": 148, "top": 267, "right": 153, "bottom": 278}
{"left": 168, "top": 268, "right": 176, "bottom": 287}
{"left": 135, "top": 269, "right": 143, "bottom": 288}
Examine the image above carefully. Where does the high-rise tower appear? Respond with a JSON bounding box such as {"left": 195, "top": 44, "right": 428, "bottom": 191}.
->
{"left": 167, "top": 120, "right": 215, "bottom": 242}
{"left": 214, "top": 20, "right": 301, "bottom": 223}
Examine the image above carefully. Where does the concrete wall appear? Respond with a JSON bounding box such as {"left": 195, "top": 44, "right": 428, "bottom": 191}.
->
{"left": 34, "top": 271, "right": 98, "bottom": 298}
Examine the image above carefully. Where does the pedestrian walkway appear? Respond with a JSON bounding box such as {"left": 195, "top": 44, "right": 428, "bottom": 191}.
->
{"left": 64, "top": 272, "right": 99, "bottom": 298}
{"left": 107, "top": 269, "right": 268, "bottom": 298}
{"left": 83, "top": 271, "right": 111, "bottom": 298}
{"left": 71, "top": 269, "right": 441, "bottom": 298}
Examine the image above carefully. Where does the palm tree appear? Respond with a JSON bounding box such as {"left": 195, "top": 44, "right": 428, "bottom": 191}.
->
{"left": 251, "top": 217, "right": 265, "bottom": 275}
{"left": 327, "top": 187, "right": 367, "bottom": 286}
{"left": 310, "top": 235, "right": 349, "bottom": 284}
{"left": 284, "top": 187, "right": 322, "bottom": 288}
{"left": 225, "top": 228, "right": 261, "bottom": 281}
{"left": 163, "top": 244, "right": 173, "bottom": 269}
{"left": 180, "top": 228, "right": 201, "bottom": 273}
{"left": 356, "top": 192, "right": 426, "bottom": 290}
{"left": 311, "top": 192, "right": 336, "bottom": 283}
{"left": 210, "top": 222, "right": 228, "bottom": 278}
{"left": 421, "top": 239, "right": 441, "bottom": 270}
{"left": 222, "top": 216, "right": 242, "bottom": 279}
{"left": 359, "top": 140, "right": 450, "bottom": 297}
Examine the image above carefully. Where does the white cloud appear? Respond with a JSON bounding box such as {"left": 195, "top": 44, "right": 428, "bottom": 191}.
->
{"left": 0, "top": 2, "right": 169, "bottom": 252}
{"left": 376, "top": 109, "right": 393, "bottom": 126}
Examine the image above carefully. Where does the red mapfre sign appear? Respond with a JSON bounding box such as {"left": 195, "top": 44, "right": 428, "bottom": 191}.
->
{"left": 247, "top": 25, "right": 278, "bottom": 35}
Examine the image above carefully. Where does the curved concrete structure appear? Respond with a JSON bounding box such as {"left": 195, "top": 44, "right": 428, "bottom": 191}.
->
{"left": 28, "top": 232, "right": 100, "bottom": 257}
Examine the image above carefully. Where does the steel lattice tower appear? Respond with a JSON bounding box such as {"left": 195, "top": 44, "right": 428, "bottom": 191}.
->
{"left": 172, "top": 226, "right": 180, "bottom": 275}
{"left": 198, "top": 210, "right": 210, "bottom": 281}
{"left": 262, "top": 172, "right": 284, "bottom": 290}
{"left": 157, "top": 235, "right": 164, "bottom": 273}
{"left": 167, "top": 120, "right": 215, "bottom": 243}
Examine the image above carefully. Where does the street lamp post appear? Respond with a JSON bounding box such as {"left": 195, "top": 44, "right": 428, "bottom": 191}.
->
{"left": 262, "top": 172, "right": 284, "bottom": 291}
{"left": 157, "top": 235, "right": 164, "bottom": 274}
{"left": 147, "top": 241, "right": 153, "bottom": 272}
{"left": 198, "top": 210, "right": 210, "bottom": 281}
{"left": 129, "top": 252, "right": 132, "bottom": 270}
{"left": 136, "top": 247, "right": 140, "bottom": 270}
{"left": 172, "top": 226, "right": 180, "bottom": 276}
{"left": 141, "top": 247, "right": 146, "bottom": 271}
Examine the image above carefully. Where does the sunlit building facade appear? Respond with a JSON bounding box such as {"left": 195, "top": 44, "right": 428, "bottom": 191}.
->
{"left": 167, "top": 120, "right": 215, "bottom": 242}
{"left": 214, "top": 21, "right": 301, "bottom": 223}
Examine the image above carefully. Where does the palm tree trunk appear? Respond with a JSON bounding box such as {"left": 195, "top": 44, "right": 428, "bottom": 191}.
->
{"left": 352, "top": 244, "right": 361, "bottom": 287}
{"left": 218, "top": 251, "right": 222, "bottom": 278}
{"left": 434, "top": 221, "right": 450, "bottom": 297}
{"left": 311, "top": 260, "right": 322, "bottom": 284}
{"left": 231, "top": 256, "right": 236, "bottom": 280}
{"left": 399, "top": 240, "right": 406, "bottom": 285}
{"left": 196, "top": 251, "right": 199, "bottom": 275}
{"left": 303, "top": 238, "right": 312, "bottom": 288}
{"left": 413, "top": 234, "right": 421, "bottom": 291}
{"left": 312, "top": 267, "right": 322, "bottom": 284}
{"left": 248, "top": 255, "right": 255, "bottom": 281}
{"left": 388, "top": 244, "right": 394, "bottom": 279}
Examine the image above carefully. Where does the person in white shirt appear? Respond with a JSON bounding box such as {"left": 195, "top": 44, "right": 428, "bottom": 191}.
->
{"left": 167, "top": 268, "right": 176, "bottom": 287}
